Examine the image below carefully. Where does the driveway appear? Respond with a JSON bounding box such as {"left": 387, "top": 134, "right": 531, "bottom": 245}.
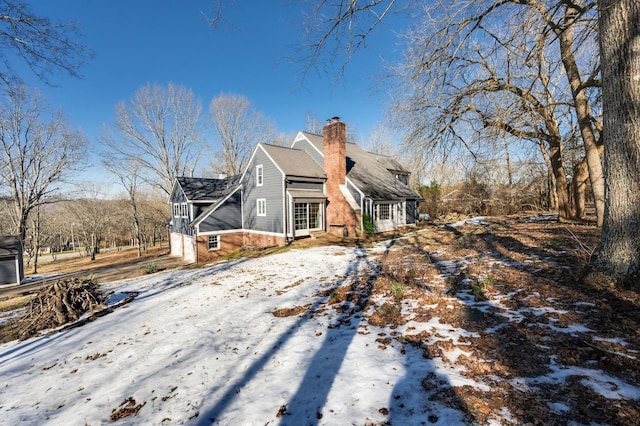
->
{"left": 0, "top": 252, "right": 189, "bottom": 301}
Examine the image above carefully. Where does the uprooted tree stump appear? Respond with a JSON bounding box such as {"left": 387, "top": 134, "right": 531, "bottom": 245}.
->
{"left": 18, "top": 275, "right": 105, "bottom": 339}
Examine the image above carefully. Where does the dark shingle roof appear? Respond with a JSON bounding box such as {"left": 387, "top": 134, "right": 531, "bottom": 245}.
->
{"left": 296, "top": 132, "right": 419, "bottom": 201}
{"left": 0, "top": 236, "right": 21, "bottom": 256}
{"left": 260, "top": 144, "right": 326, "bottom": 179}
{"left": 177, "top": 175, "right": 241, "bottom": 201}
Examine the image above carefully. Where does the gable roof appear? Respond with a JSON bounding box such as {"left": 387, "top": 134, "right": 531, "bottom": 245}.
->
{"left": 295, "top": 132, "right": 419, "bottom": 201}
{"left": 176, "top": 175, "right": 241, "bottom": 201}
{"left": 0, "top": 236, "right": 22, "bottom": 256}
{"left": 259, "top": 143, "right": 326, "bottom": 179}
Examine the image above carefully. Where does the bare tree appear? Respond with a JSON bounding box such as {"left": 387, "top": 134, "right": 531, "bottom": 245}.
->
{"left": 104, "top": 82, "right": 203, "bottom": 195}
{"left": 103, "top": 156, "right": 144, "bottom": 257}
{"left": 304, "top": 111, "right": 323, "bottom": 134}
{"left": 364, "top": 124, "right": 396, "bottom": 156}
{"left": 209, "top": 93, "right": 277, "bottom": 176}
{"left": 0, "top": 86, "right": 86, "bottom": 244}
{"left": 0, "top": 0, "right": 91, "bottom": 86}
{"left": 389, "top": 6, "right": 582, "bottom": 220}
{"left": 593, "top": 0, "right": 640, "bottom": 288}
{"left": 299, "top": 0, "right": 602, "bottom": 224}
{"left": 69, "top": 185, "right": 109, "bottom": 261}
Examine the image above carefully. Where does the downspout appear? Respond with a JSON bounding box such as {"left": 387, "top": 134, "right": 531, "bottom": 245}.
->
{"left": 283, "top": 179, "right": 292, "bottom": 245}
{"left": 193, "top": 225, "right": 198, "bottom": 265}
{"left": 359, "top": 189, "right": 364, "bottom": 233}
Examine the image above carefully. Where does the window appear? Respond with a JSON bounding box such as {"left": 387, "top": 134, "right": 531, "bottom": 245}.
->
{"left": 375, "top": 203, "right": 394, "bottom": 221}
{"left": 181, "top": 203, "right": 188, "bottom": 218}
{"left": 257, "top": 198, "right": 266, "bottom": 216}
{"left": 207, "top": 235, "right": 220, "bottom": 251}
{"left": 173, "top": 203, "right": 180, "bottom": 217}
{"left": 256, "top": 165, "right": 264, "bottom": 186}
{"left": 295, "top": 202, "right": 322, "bottom": 231}
{"left": 309, "top": 203, "right": 321, "bottom": 229}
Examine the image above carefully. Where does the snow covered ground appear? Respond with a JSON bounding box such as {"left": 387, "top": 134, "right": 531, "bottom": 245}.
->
{"left": 0, "top": 231, "right": 639, "bottom": 425}
{"left": 0, "top": 243, "right": 464, "bottom": 425}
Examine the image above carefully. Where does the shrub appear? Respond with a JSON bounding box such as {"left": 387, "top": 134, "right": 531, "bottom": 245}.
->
{"left": 362, "top": 213, "right": 375, "bottom": 235}
{"left": 143, "top": 262, "right": 158, "bottom": 274}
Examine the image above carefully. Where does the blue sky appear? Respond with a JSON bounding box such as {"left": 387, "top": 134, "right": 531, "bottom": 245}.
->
{"left": 23, "top": 0, "right": 407, "bottom": 170}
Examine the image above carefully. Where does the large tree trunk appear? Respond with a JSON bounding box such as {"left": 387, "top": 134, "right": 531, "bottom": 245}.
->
{"left": 539, "top": 138, "right": 573, "bottom": 219}
{"left": 572, "top": 158, "right": 589, "bottom": 220}
{"left": 593, "top": 0, "right": 640, "bottom": 288}
{"left": 548, "top": 137, "right": 574, "bottom": 221}
{"left": 539, "top": 143, "right": 557, "bottom": 210}
{"left": 558, "top": 6, "right": 605, "bottom": 227}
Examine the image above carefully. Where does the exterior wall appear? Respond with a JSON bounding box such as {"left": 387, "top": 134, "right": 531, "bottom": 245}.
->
{"left": 288, "top": 181, "right": 323, "bottom": 190}
{"left": 243, "top": 147, "right": 285, "bottom": 234}
{"left": 323, "top": 120, "right": 360, "bottom": 237}
{"left": 193, "top": 202, "right": 213, "bottom": 220}
{"left": 198, "top": 191, "right": 242, "bottom": 232}
{"left": 0, "top": 255, "right": 21, "bottom": 286}
{"left": 183, "top": 235, "right": 195, "bottom": 262}
{"left": 243, "top": 231, "right": 286, "bottom": 248}
{"left": 287, "top": 180, "right": 326, "bottom": 237}
{"left": 170, "top": 232, "right": 195, "bottom": 262}
{"left": 169, "top": 187, "right": 192, "bottom": 236}
{"left": 195, "top": 232, "right": 244, "bottom": 262}
{"left": 291, "top": 138, "right": 324, "bottom": 166}
{"left": 373, "top": 201, "right": 403, "bottom": 233}
{"left": 170, "top": 232, "right": 184, "bottom": 257}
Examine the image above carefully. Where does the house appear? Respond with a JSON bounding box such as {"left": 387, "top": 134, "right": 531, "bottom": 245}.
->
{"left": 0, "top": 235, "right": 24, "bottom": 286}
{"left": 168, "top": 118, "right": 420, "bottom": 263}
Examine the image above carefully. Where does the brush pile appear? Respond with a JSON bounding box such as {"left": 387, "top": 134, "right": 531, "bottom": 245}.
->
{"left": 18, "top": 275, "right": 105, "bottom": 339}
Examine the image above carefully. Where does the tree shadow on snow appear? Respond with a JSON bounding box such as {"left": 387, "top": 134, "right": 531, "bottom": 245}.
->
{"left": 197, "top": 240, "right": 396, "bottom": 425}
{"left": 385, "top": 223, "right": 640, "bottom": 425}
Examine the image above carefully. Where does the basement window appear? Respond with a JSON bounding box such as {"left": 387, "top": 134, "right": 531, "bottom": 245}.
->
{"left": 207, "top": 235, "right": 220, "bottom": 251}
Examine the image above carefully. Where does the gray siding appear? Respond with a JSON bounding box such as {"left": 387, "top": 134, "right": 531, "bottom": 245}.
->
{"left": 0, "top": 256, "right": 18, "bottom": 285}
{"left": 170, "top": 188, "right": 192, "bottom": 235}
{"left": 193, "top": 202, "right": 212, "bottom": 220}
{"left": 243, "top": 147, "right": 285, "bottom": 234}
{"left": 288, "top": 181, "right": 323, "bottom": 191}
{"left": 292, "top": 139, "right": 323, "bottom": 167}
{"left": 199, "top": 191, "right": 242, "bottom": 232}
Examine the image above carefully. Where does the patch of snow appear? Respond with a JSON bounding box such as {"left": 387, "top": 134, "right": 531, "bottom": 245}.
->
{"left": 448, "top": 216, "right": 490, "bottom": 228}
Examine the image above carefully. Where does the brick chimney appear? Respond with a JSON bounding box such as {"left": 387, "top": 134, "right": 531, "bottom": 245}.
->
{"left": 323, "top": 117, "right": 346, "bottom": 186}
{"left": 323, "top": 117, "right": 359, "bottom": 237}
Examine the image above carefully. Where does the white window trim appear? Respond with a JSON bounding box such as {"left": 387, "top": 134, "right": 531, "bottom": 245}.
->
{"left": 375, "top": 203, "right": 394, "bottom": 221}
{"left": 207, "top": 235, "right": 220, "bottom": 251}
{"left": 173, "top": 203, "right": 180, "bottom": 217}
{"left": 257, "top": 198, "right": 266, "bottom": 216}
{"left": 257, "top": 165, "right": 264, "bottom": 186}
{"left": 181, "top": 202, "right": 188, "bottom": 218}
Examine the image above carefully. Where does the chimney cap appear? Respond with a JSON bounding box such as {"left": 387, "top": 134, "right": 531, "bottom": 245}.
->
{"left": 331, "top": 116, "right": 340, "bottom": 122}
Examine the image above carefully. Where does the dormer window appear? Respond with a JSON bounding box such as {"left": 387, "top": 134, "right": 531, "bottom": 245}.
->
{"left": 257, "top": 165, "right": 264, "bottom": 186}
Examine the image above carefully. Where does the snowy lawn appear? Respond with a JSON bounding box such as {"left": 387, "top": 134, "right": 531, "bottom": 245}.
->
{"left": 1, "top": 217, "right": 639, "bottom": 425}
